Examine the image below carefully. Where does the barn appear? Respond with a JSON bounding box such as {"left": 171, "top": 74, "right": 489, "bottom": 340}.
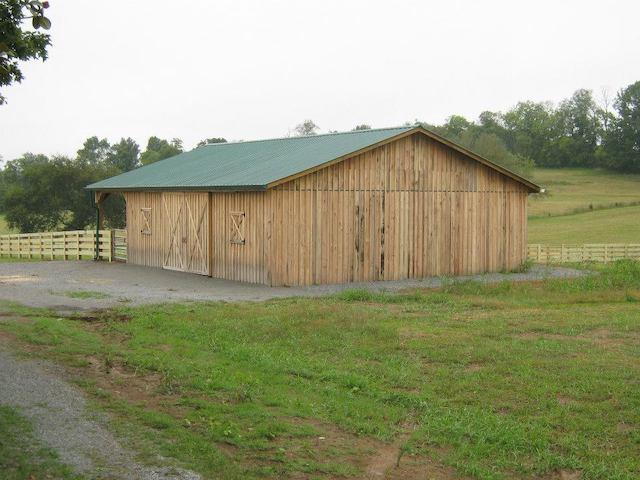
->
{"left": 87, "top": 126, "right": 540, "bottom": 286}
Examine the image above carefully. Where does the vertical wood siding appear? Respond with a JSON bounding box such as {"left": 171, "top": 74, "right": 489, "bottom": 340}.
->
{"left": 123, "top": 132, "right": 529, "bottom": 286}
{"left": 269, "top": 133, "right": 528, "bottom": 286}
{"left": 210, "top": 192, "right": 271, "bottom": 284}
{"left": 124, "top": 192, "right": 164, "bottom": 268}
{"left": 124, "top": 192, "right": 210, "bottom": 275}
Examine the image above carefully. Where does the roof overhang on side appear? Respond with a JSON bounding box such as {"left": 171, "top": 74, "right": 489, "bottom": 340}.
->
{"left": 85, "top": 185, "right": 269, "bottom": 193}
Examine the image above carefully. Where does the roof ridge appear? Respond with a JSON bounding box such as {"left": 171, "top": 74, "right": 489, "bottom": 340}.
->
{"left": 202, "top": 126, "right": 413, "bottom": 147}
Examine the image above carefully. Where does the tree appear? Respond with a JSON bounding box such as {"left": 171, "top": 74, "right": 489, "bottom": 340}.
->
{"left": 603, "top": 81, "right": 640, "bottom": 172}
{"left": 502, "top": 101, "right": 556, "bottom": 166}
{"left": 442, "top": 115, "right": 471, "bottom": 137}
{"left": 197, "top": 137, "right": 227, "bottom": 147}
{"left": 352, "top": 124, "right": 371, "bottom": 131}
{"left": 107, "top": 137, "right": 140, "bottom": 171}
{"left": 140, "top": 136, "right": 183, "bottom": 165}
{"left": 550, "top": 89, "right": 601, "bottom": 167}
{"left": 1, "top": 152, "right": 123, "bottom": 232}
{"left": 458, "top": 130, "right": 534, "bottom": 176}
{"left": 294, "top": 120, "right": 319, "bottom": 136}
{"left": 76, "top": 136, "right": 111, "bottom": 165}
{"left": 0, "top": 0, "right": 51, "bottom": 104}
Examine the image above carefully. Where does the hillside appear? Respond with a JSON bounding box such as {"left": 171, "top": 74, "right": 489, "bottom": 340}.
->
{"left": 528, "top": 168, "right": 640, "bottom": 244}
{"left": 528, "top": 168, "right": 640, "bottom": 217}
{"left": 529, "top": 204, "right": 640, "bottom": 243}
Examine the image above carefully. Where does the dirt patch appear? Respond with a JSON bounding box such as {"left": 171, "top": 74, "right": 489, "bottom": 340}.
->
{"left": 364, "top": 436, "right": 405, "bottom": 478}
{"left": 82, "top": 355, "right": 182, "bottom": 414}
{"left": 557, "top": 469, "right": 582, "bottom": 480}
{"left": 465, "top": 362, "right": 484, "bottom": 372}
{"left": 616, "top": 422, "right": 635, "bottom": 434}
{"left": 281, "top": 417, "right": 460, "bottom": 480}
{"left": 69, "top": 312, "right": 133, "bottom": 324}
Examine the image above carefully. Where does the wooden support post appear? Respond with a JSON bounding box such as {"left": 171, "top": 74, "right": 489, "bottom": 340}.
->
{"left": 94, "top": 191, "right": 111, "bottom": 260}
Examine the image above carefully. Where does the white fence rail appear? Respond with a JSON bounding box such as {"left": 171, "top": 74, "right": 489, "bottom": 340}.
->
{"left": 2, "top": 232, "right": 638, "bottom": 266}
{"left": 0, "top": 230, "right": 125, "bottom": 262}
{"left": 528, "top": 244, "right": 640, "bottom": 264}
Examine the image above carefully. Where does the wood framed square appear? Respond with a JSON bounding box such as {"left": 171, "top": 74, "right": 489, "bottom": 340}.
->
{"left": 230, "top": 211, "right": 245, "bottom": 245}
{"left": 140, "top": 208, "right": 152, "bottom": 235}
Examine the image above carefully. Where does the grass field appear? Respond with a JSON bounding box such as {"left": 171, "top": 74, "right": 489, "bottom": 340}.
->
{"left": 528, "top": 168, "right": 640, "bottom": 244}
{"left": 1, "top": 261, "right": 639, "bottom": 479}
{"left": 529, "top": 168, "right": 640, "bottom": 218}
{"left": 529, "top": 204, "right": 640, "bottom": 244}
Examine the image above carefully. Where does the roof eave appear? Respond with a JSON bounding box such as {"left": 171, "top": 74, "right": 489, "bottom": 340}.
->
{"left": 85, "top": 185, "right": 268, "bottom": 193}
{"left": 411, "top": 126, "right": 542, "bottom": 193}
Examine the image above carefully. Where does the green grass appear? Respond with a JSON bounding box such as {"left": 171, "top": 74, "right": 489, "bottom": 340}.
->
{"left": 1, "top": 261, "right": 639, "bottom": 479}
{"left": 529, "top": 168, "right": 640, "bottom": 218}
{"left": 529, "top": 204, "right": 640, "bottom": 244}
{"left": 63, "top": 290, "right": 111, "bottom": 299}
{"left": 0, "top": 405, "right": 81, "bottom": 479}
{"left": 528, "top": 168, "right": 640, "bottom": 244}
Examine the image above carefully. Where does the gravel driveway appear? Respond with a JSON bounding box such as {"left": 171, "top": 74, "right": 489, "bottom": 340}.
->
{"left": 0, "top": 345, "right": 200, "bottom": 479}
{"left": 0, "top": 260, "right": 586, "bottom": 313}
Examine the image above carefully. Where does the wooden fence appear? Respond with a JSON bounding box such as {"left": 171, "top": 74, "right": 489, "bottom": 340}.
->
{"left": 2, "top": 231, "right": 638, "bottom": 266}
{"left": 528, "top": 244, "right": 640, "bottom": 264}
{"left": 113, "top": 229, "right": 127, "bottom": 261}
{"left": 0, "top": 230, "right": 125, "bottom": 261}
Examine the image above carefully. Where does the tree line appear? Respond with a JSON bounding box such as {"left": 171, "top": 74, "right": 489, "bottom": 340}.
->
{"left": 417, "top": 80, "right": 640, "bottom": 175}
{"left": 0, "top": 136, "right": 226, "bottom": 232}
{"left": 0, "top": 80, "right": 638, "bottom": 233}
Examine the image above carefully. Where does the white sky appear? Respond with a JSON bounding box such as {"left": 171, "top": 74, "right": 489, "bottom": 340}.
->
{"left": 1, "top": 0, "right": 639, "bottom": 162}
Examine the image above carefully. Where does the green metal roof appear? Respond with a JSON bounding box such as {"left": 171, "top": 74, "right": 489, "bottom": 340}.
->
{"left": 86, "top": 127, "right": 414, "bottom": 191}
{"left": 86, "top": 126, "right": 540, "bottom": 192}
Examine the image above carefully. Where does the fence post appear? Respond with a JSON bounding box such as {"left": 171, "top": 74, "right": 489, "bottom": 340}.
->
{"left": 110, "top": 230, "right": 115, "bottom": 262}
{"left": 604, "top": 244, "right": 609, "bottom": 264}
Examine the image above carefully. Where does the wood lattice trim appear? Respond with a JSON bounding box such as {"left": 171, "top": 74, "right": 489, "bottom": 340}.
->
{"left": 140, "top": 208, "right": 152, "bottom": 235}
{"left": 230, "top": 211, "right": 245, "bottom": 245}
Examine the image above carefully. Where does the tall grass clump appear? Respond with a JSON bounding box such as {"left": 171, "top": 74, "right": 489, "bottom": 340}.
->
{"left": 548, "top": 259, "right": 640, "bottom": 293}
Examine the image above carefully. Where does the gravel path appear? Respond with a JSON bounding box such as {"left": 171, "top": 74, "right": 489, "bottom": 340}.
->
{"left": 0, "top": 345, "right": 200, "bottom": 480}
{"left": 0, "top": 260, "right": 587, "bottom": 313}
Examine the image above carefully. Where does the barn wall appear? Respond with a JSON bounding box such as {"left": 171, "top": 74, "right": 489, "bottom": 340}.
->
{"left": 268, "top": 133, "right": 529, "bottom": 286}
{"left": 209, "top": 192, "right": 271, "bottom": 284}
{"left": 123, "top": 132, "right": 529, "bottom": 286}
{"left": 124, "top": 191, "right": 165, "bottom": 268}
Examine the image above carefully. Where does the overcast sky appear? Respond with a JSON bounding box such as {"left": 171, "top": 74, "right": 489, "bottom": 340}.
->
{"left": 1, "top": 0, "right": 639, "bottom": 162}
